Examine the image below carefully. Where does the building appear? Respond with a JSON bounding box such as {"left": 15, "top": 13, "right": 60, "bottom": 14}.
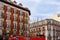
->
{"left": 0, "top": 0, "right": 31, "bottom": 36}
{"left": 51, "top": 13, "right": 60, "bottom": 22}
{"left": 29, "top": 19, "right": 60, "bottom": 40}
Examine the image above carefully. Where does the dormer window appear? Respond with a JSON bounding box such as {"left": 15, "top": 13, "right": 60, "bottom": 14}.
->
{"left": 13, "top": 1, "right": 17, "bottom": 4}
{"left": 19, "top": 3, "right": 23, "bottom": 6}
{"left": 7, "top": 0, "right": 11, "bottom": 2}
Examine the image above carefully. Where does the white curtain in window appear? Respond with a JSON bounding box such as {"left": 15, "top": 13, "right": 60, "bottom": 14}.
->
{"left": 7, "top": 6, "right": 10, "bottom": 12}
{"left": 0, "top": 20, "right": 2, "bottom": 26}
{"left": 14, "top": 15, "right": 16, "bottom": 21}
{"left": 0, "top": 29, "right": 2, "bottom": 35}
{"left": 0, "top": 4, "right": 3, "bottom": 10}
{"left": 7, "top": 14, "right": 10, "bottom": 20}
{"left": 14, "top": 9, "right": 16, "bottom": 14}
{"left": 6, "top": 30, "right": 9, "bottom": 33}
{"left": 7, "top": 22, "right": 10, "bottom": 28}
{"left": 20, "top": 10, "right": 22, "bottom": 16}
{"left": 0, "top": 12, "right": 3, "bottom": 18}
{"left": 14, "top": 23, "right": 17, "bottom": 28}
{"left": 0, "top": 12, "right": 2, "bottom": 17}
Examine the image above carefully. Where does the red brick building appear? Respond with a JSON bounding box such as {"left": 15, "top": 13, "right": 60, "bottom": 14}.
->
{"left": 0, "top": 0, "right": 31, "bottom": 36}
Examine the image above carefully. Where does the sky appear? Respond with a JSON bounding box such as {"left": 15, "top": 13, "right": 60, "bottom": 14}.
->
{"left": 13, "top": 0, "right": 60, "bottom": 22}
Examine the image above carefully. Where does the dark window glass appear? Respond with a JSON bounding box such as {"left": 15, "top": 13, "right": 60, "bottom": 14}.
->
{"left": 0, "top": 20, "right": 3, "bottom": 26}
{"left": 7, "top": 22, "right": 10, "bottom": 28}
{"left": 0, "top": 4, "right": 3, "bottom": 10}
{"left": 7, "top": 7, "right": 10, "bottom": 12}
{"left": 14, "top": 9, "right": 17, "bottom": 14}
{"left": 0, "top": 12, "right": 3, "bottom": 18}
{"left": 14, "top": 23, "right": 17, "bottom": 28}
{"left": 14, "top": 15, "right": 17, "bottom": 21}
{"left": 20, "top": 10, "right": 22, "bottom": 16}
{"left": 7, "top": 14, "right": 10, "bottom": 20}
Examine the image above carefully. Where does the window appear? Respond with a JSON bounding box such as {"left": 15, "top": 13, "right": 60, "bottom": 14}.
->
{"left": 14, "top": 15, "right": 17, "bottom": 21}
{"left": 14, "top": 23, "right": 17, "bottom": 28}
{"left": 7, "top": 22, "right": 10, "bottom": 28}
{"left": 0, "top": 12, "right": 3, "bottom": 18}
{"left": 0, "top": 20, "right": 3, "bottom": 26}
{"left": 0, "top": 29, "right": 2, "bottom": 35}
{"left": 14, "top": 9, "right": 17, "bottom": 14}
{"left": 39, "top": 28, "right": 40, "bottom": 30}
{"left": 27, "top": 25, "right": 29, "bottom": 31}
{"left": 31, "top": 30, "right": 33, "bottom": 33}
{"left": 37, "top": 28, "right": 41, "bottom": 32}
{"left": 7, "top": 0, "right": 11, "bottom": 2}
{"left": 7, "top": 6, "right": 10, "bottom": 12}
{"left": 0, "top": 4, "right": 3, "bottom": 10}
{"left": 50, "top": 20, "right": 52, "bottom": 24}
{"left": 20, "top": 24, "right": 22, "bottom": 30}
{"left": 14, "top": 30, "right": 16, "bottom": 34}
{"left": 6, "top": 30, "right": 9, "bottom": 33}
{"left": 25, "top": 13, "right": 27, "bottom": 17}
{"left": 20, "top": 10, "right": 22, "bottom": 16}
{"left": 26, "top": 25, "right": 28, "bottom": 27}
{"left": 39, "top": 28, "right": 41, "bottom": 32}
{"left": 39, "top": 22, "right": 42, "bottom": 25}
{"left": 24, "top": 18, "right": 28, "bottom": 24}
{"left": 19, "top": 32, "right": 22, "bottom": 36}
{"left": 25, "top": 13, "right": 28, "bottom": 17}
{"left": 7, "top": 13, "right": 10, "bottom": 20}
{"left": 24, "top": 24, "right": 27, "bottom": 31}
{"left": 34, "top": 29, "right": 35, "bottom": 32}
{"left": 43, "top": 27, "right": 45, "bottom": 31}
{"left": 47, "top": 20, "right": 51, "bottom": 24}
{"left": 20, "top": 17, "right": 22, "bottom": 23}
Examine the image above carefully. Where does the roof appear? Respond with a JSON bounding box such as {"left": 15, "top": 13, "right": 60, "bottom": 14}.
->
{"left": 0, "top": 0, "right": 31, "bottom": 15}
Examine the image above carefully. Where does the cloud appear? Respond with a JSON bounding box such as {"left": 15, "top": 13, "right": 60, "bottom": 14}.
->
{"left": 30, "top": 13, "right": 53, "bottom": 22}
{"left": 24, "top": 0, "right": 41, "bottom": 3}
{"left": 46, "top": 0, "right": 60, "bottom": 5}
{"left": 15, "top": 0, "right": 60, "bottom": 22}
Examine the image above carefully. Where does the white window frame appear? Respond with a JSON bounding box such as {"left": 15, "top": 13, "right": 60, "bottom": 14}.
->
{"left": 7, "top": 13, "right": 10, "bottom": 20}
{"left": 7, "top": 22, "right": 10, "bottom": 28}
